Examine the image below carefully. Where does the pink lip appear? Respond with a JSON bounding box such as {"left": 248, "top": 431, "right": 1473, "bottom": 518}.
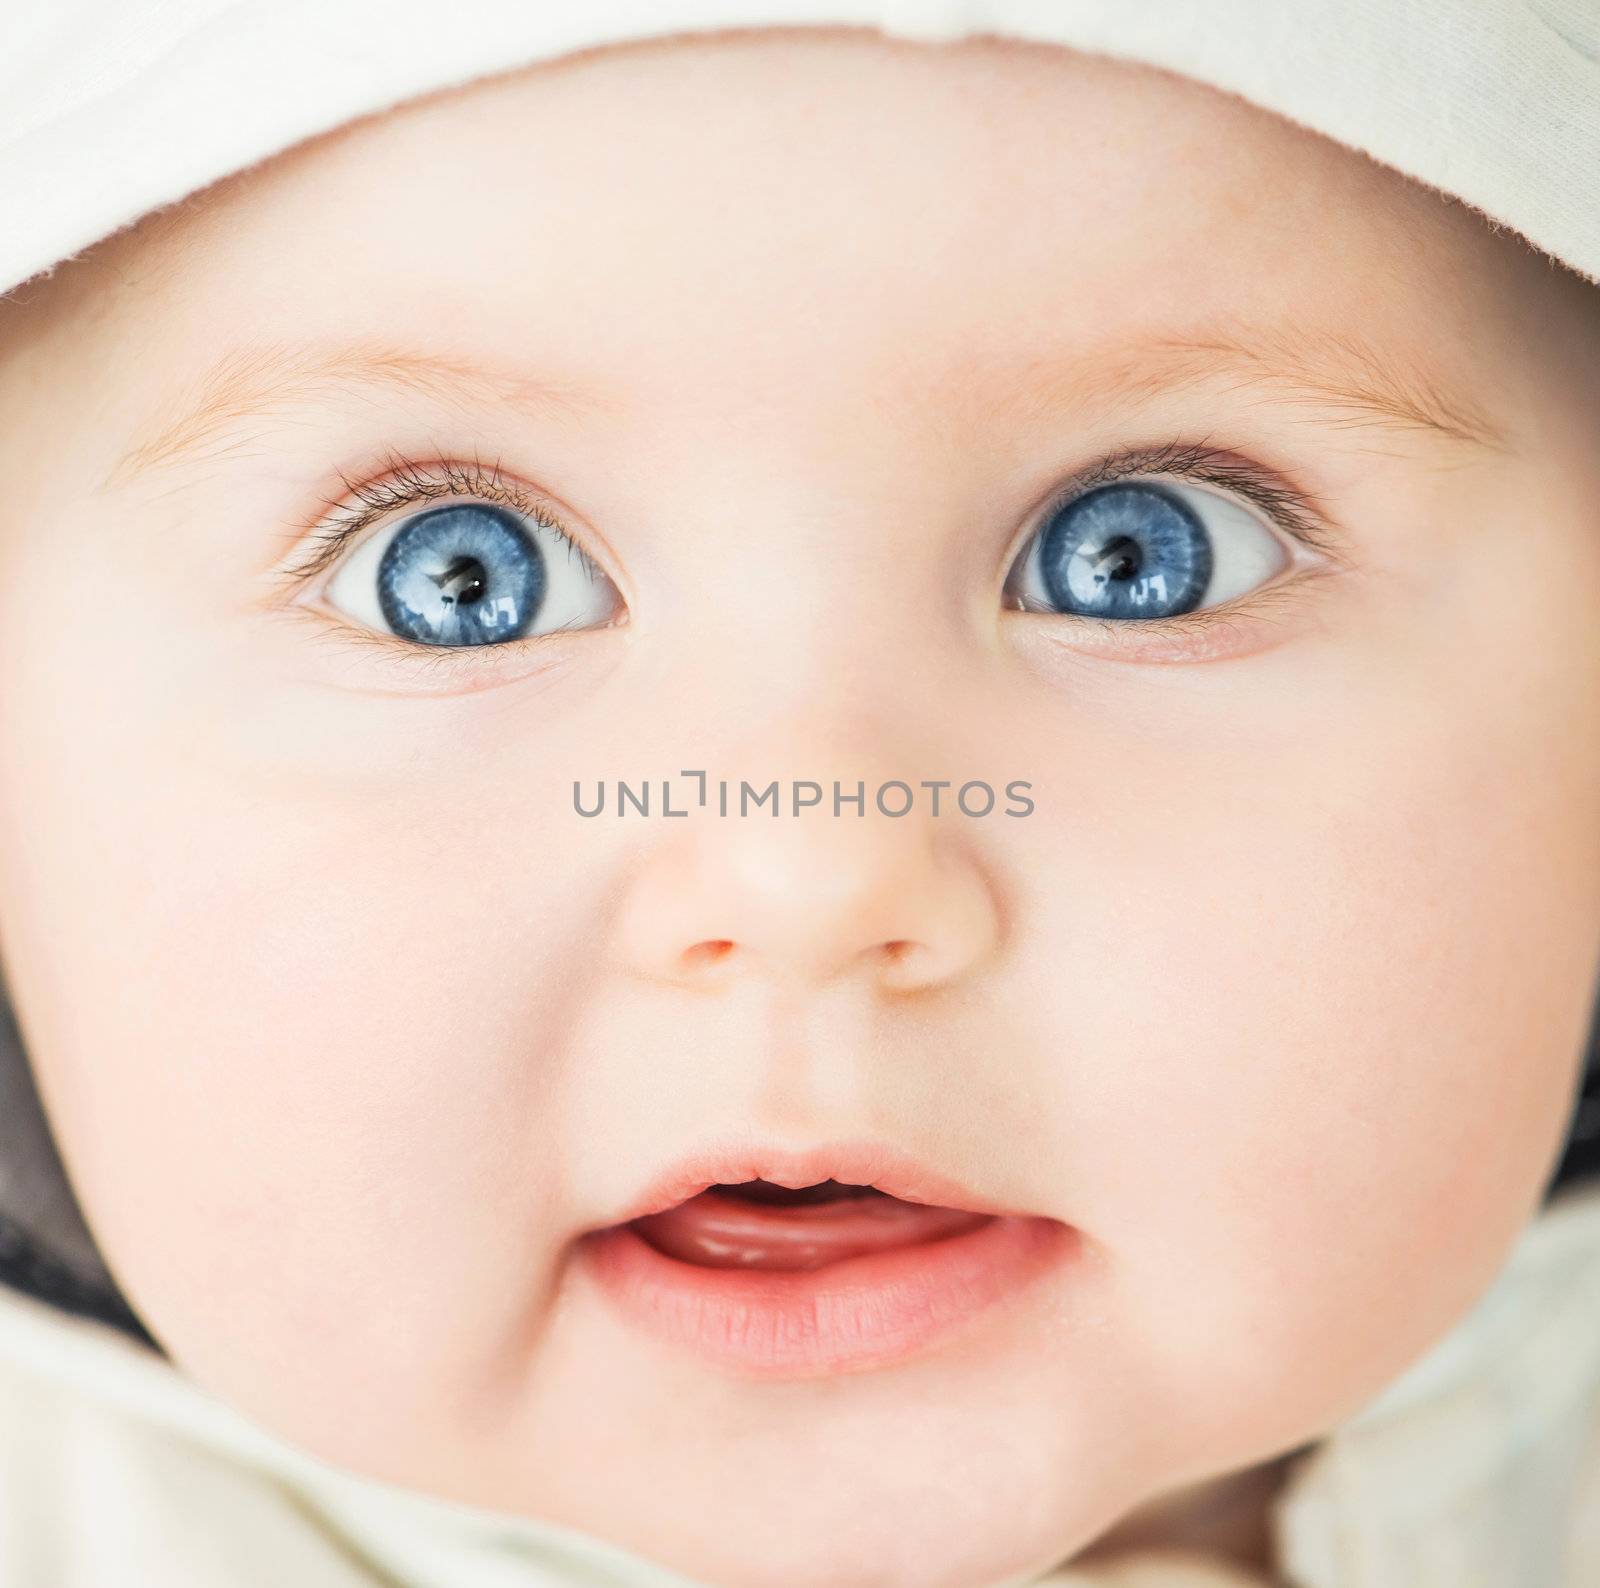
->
{"left": 574, "top": 1138, "right": 1076, "bottom": 1377}
{"left": 577, "top": 1209, "right": 1073, "bottom": 1378}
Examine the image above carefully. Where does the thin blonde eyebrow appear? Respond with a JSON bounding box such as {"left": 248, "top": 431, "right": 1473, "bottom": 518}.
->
{"left": 108, "top": 315, "right": 1512, "bottom": 494}
{"left": 104, "top": 339, "right": 612, "bottom": 490}
{"left": 988, "top": 318, "right": 1514, "bottom": 455}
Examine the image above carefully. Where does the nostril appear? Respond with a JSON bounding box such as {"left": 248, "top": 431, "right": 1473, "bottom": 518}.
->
{"left": 878, "top": 937, "right": 939, "bottom": 990}
{"left": 684, "top": 939, "right": 735, "bottom": 970}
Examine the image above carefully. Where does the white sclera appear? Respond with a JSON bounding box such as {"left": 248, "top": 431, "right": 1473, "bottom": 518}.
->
{"left": 323, "top": 503, "right": 623, "bottom": 644}
{"left": 1007, "top": 478, "right": 1290, "bottom": 617}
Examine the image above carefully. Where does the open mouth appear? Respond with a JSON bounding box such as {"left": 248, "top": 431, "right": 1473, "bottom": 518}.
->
{"left": 629, "top": 1177, "right": 996, "bottom": 1271}
{"left": 576, "top": 1148, "right": 1076, "bottom": 1376}
{"left": 581, "top": 1180, "right": 1072, "bottom": 1377}
{"left": 710, "top": 1177, "right": 884, "bottom": 1206}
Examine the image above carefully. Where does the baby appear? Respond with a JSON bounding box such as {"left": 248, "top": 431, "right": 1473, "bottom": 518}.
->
{"left": 2, "top": 23, "right": 1599, "bottom": 1588}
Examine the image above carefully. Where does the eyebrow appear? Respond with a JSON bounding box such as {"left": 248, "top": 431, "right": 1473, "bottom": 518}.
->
{"left": 104, "top": 340, "right": 613, "bottom": 489}
{"left": 107, "top": 317, "right": 1512, "bottom": 491}
{"left": 985, "top": 318, "right": 1513, "bottom": 455}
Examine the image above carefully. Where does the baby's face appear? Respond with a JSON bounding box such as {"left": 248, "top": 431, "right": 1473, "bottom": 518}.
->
{"left": 3, "top": 28, "right": 1599, "bottom": 1588}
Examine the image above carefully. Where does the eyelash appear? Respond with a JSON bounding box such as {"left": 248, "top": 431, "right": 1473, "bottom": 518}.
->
{"left": 1032, "top": 434, "right": 1343, "bottom": 561}
{"left": 273, "top": 450, "right": 602, "bottom": 594}
{"left": 276, "top": 436, "right": 1342, "bottom": 658}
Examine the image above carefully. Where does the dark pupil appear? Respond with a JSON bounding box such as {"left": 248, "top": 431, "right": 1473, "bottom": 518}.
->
{"left": 1088, "top": 535, "right": 1141, "bottom": 585}
{"left": 433, "top": 555, "right": 487, "bottom": 609}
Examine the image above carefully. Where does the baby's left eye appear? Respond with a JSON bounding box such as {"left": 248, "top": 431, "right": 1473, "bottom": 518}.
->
{"left": 1002, "top": 477, "right": 1288, "bottom": 621}
{"left": 322, "top": 500, "right": 623, "bottom": 647}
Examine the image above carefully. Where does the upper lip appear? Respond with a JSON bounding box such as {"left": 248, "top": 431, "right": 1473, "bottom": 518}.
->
{"left": 596, "top": 1137, "right": 1038, "bottom": 1228}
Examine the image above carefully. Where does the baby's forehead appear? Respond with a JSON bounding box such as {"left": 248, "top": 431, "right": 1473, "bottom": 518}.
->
{"left": 117, "top": 32, "right": 1476, "bottom": 299}
{"left": 12, "top": 28, "right": 1579, "bottom": 466}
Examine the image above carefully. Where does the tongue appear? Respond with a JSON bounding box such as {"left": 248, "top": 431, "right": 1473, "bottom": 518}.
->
{"left": 630, "top": 1187, "right": 993, "bottom": 1271}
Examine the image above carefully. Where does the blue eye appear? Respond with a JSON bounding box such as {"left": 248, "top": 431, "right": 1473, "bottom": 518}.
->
{"left": 323, "top": 500, "right": 622, "bottom": 647}
{"left": 1004, "top": 478, "right": 1288, "bottom": 621}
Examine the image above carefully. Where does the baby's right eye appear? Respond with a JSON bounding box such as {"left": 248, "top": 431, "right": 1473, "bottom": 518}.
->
{"left": 321, "top": 497, "right": 625, "bottom": 650}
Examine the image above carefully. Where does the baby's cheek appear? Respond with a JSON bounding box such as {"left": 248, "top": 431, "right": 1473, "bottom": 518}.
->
{"left": 160, "top": 819, "right": 592, "bottom": 1427}
{"left": 0, "top": 660, "right": 586, "bottom": 1466}
{"left": 1004, "top": 649, "right": 1598, "bottom": 1472}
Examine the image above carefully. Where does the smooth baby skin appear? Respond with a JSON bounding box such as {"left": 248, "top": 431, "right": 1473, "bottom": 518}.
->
{"left": 2, "top": 27, "right": 1599, "bottom": 1588}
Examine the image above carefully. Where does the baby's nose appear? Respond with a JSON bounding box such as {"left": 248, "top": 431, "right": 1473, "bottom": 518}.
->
{"left": 607, "top": 777, "right": 1003, "bottom": 996}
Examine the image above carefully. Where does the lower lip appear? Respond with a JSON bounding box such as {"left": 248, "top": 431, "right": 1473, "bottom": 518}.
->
{"left": 577, "top": 1203, "right": 1075, "bottom": 1378}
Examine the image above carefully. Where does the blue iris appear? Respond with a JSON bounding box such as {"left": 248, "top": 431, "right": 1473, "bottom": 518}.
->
{"left": 1036, "top": 482, "right": 1213, "bottom": 620}
{"left": 376, "top": 504, "right": 546, "bottom": 647}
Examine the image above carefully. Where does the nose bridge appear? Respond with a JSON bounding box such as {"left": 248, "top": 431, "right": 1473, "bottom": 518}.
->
{"left": 606, "top": 696, "right": 1005, "bottom": 998}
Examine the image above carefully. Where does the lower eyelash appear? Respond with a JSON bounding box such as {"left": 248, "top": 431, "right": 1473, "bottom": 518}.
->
{"left": 279, "top": 600, "right": 599, "bottom": 689}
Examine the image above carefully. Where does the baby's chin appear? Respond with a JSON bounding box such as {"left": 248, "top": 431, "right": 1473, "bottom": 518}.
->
{"left": 145, "top": 1198, "right": 1137, "bottom": 1588}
